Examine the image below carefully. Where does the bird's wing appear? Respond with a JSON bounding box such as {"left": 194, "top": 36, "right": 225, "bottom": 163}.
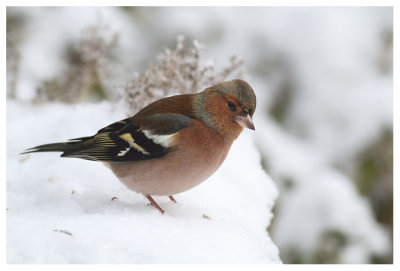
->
{"left": 62, "top": 113, "right": 191, "bottom": 162}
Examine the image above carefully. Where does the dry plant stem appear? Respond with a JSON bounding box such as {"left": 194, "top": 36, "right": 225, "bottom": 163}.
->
{"left": 145, "top": 195, "right": 165, "bottom": 214}
{"left": 35, "top": 22, "right": 118, "bottom": 103}
{"left": 121, "top": 35, "right": 244, "bottom": 115}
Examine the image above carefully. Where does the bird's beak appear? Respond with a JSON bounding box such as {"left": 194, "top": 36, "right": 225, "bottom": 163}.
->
{"left": 235, "top": 114, "right": 255, "bottom": 130}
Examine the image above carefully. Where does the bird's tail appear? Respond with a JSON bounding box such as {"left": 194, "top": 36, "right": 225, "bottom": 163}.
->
{"left": 21, "top": 136, "right": 94, "bottom": 157}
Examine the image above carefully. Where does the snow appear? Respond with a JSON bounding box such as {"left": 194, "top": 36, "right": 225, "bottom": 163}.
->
{"left": 6, "top": 101, "right": 280, "bottom": 264}
{"left": 255, "top": 113, "right": 391, "bottom": 263}
{"left": 271, "top": 169, "right": 389, "bottom": 263}
{"left": 6, "top": 6, "right": 393, "bottom": 264}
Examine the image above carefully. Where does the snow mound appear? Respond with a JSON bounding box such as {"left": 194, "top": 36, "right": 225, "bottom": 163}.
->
{"left": 6, "top": 101, "right": 280, "bottom": 264}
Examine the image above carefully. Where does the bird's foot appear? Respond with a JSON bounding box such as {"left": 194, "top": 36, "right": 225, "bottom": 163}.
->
{"left": 169, "top": 195, "right": 177, "bottom": 203}
{"left": 145, "top": 195, "right": 165, "bottom": 214}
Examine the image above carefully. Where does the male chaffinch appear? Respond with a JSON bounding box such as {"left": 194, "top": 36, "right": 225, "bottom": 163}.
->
{"left": 23, "top": 79, "right": 256, "bottom": 213}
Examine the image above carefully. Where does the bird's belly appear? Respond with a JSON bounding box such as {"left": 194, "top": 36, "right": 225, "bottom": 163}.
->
{"left": 106, "top": 147, "right": 228, "bottom": 195}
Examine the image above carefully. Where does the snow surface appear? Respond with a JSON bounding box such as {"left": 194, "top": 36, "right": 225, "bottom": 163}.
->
{"left": 6, "top": 101, "right": 280, "bottom": 264}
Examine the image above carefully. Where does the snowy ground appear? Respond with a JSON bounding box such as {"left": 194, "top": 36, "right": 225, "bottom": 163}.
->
{"left": 6, "top": 101, "right": 280, "bottom": 264}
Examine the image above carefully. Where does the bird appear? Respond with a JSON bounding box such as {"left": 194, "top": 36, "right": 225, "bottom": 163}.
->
{"left": 22, "top": 79, "right": 256, "bottom": 213}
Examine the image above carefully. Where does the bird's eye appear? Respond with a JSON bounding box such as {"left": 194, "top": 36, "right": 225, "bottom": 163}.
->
{"left": 228, "top": 101, "right": 236, "bottom": 112}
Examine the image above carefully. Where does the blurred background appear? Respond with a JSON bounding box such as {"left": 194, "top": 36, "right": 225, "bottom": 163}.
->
{"left": 6, "top": 6, "right": 393, "bottom": 263}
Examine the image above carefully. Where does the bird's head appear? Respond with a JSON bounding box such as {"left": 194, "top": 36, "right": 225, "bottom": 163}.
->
{"left": 194, "top": 79, "right": 256, "bottom": 138}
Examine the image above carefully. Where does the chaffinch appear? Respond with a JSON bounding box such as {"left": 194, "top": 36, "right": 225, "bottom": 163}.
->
{"left": 23, "top": 79, "right": 256, "bottom": 213}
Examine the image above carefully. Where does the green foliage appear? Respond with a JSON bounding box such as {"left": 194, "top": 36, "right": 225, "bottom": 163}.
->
{"left": 269, "top": 80, "right": 293, "bottom": 124}
{"left": 355, "top": 129, "right": 393, "bottom": 263}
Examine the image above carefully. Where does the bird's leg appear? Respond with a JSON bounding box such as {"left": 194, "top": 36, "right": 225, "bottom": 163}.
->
{"left": 169, "top": 195, "right": 177, "bottom": 203}
{"left": 145, "top": 195, "right": 165, "bottom": 214}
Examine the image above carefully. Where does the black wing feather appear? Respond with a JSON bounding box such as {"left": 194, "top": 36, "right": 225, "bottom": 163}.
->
{"left": 24, "top": 114, "right": 191, "bottom": 162}
{"left": 62, "top": 124, "right": 166, "bottom": 162}
{"left": 97, "top": 118, "right": 131, "bottom": 133}
{"left": 61, "top": 114, "right": 190, "bottom": 162}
